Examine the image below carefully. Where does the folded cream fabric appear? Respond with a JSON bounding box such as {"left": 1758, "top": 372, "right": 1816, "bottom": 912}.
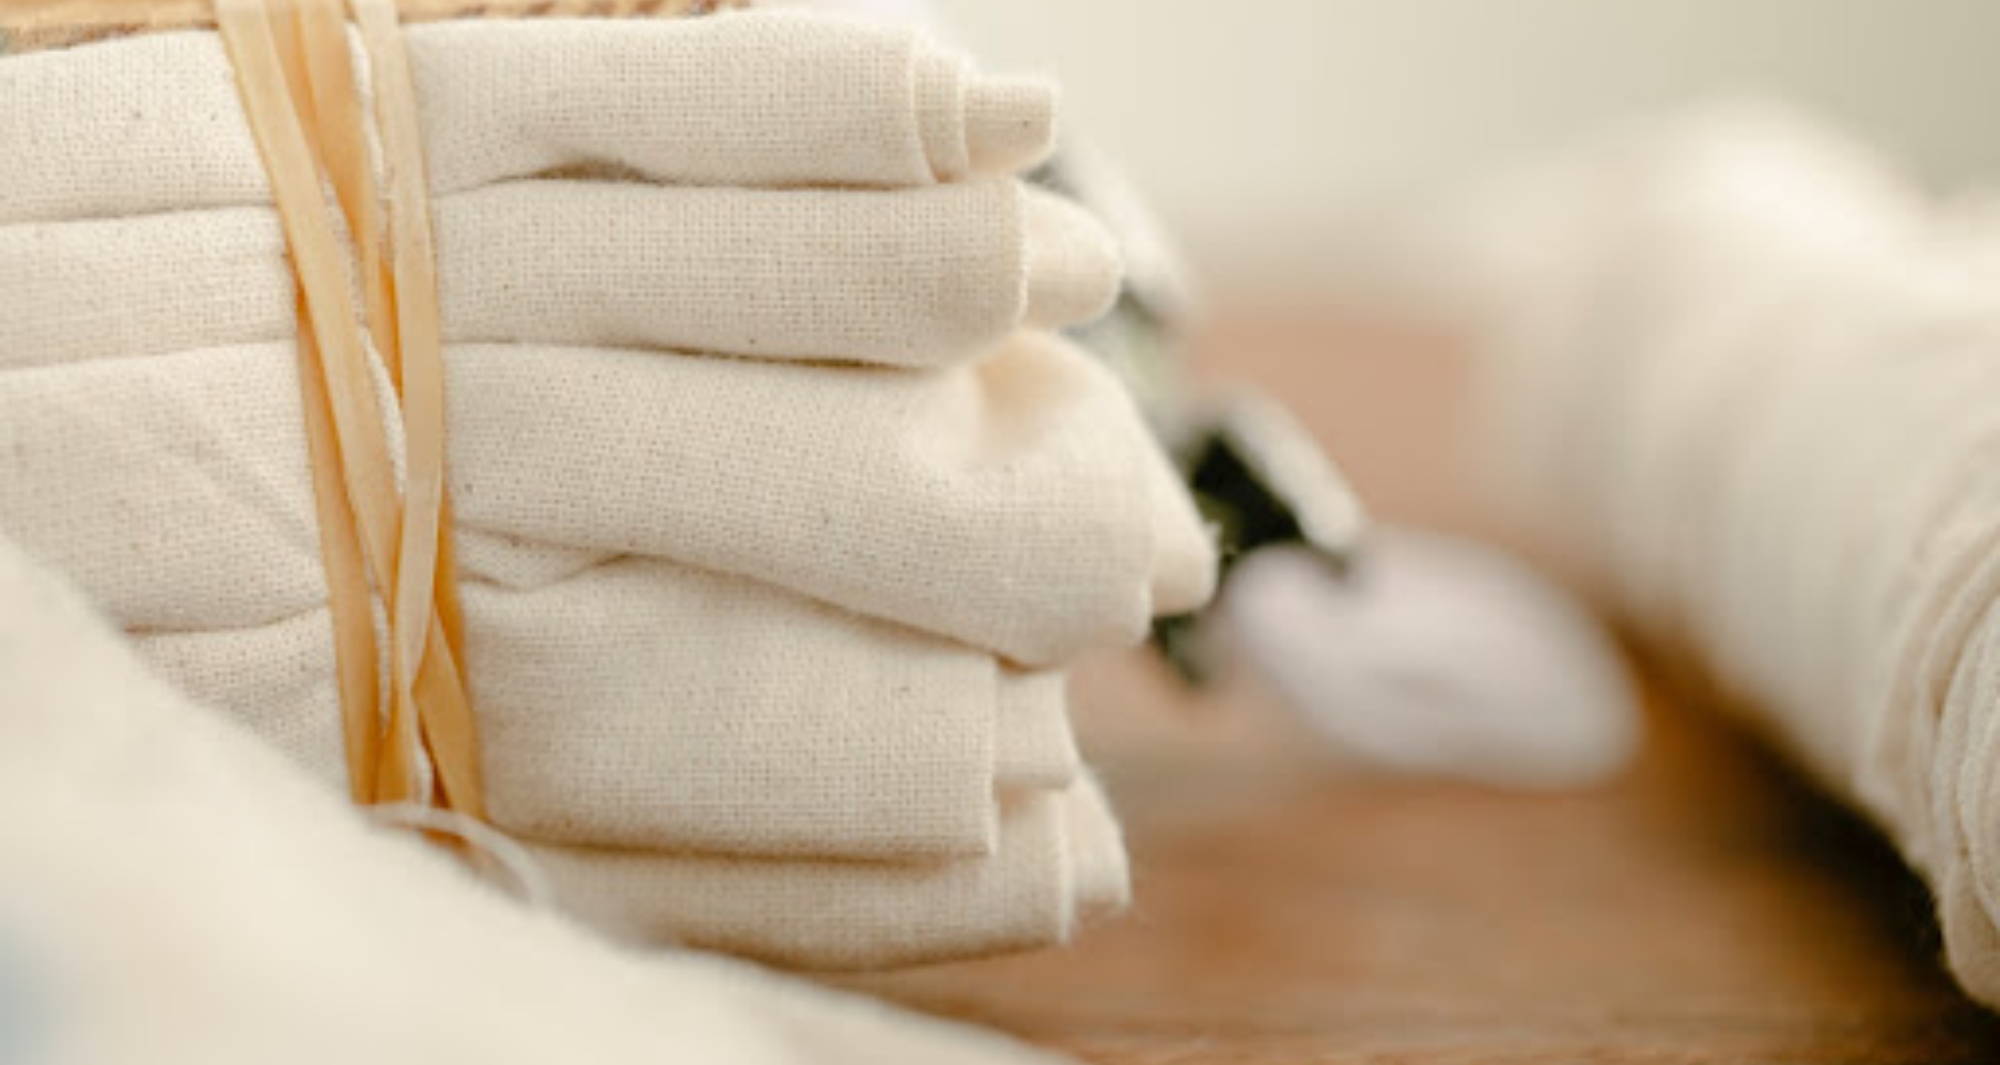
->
{"left": 135, "top": 560, "right": 1127, "bottom": 966}
{"left": 0, "top": 8, "right": 1217, "bottom": 972}
{"left": 1460, "top": 104, "right": 2000, "bottom": 1007}
{"left": 0, "top": 531, "right": 1077, "bottom": 1065}
{"left": 0, "top": 10, "right": 1056, "bottom": 224}
{"left": 0, "top": 331, "right": 1207, "bottom": 667}
{"left": 534, "top": 776, "right": 1130, "bottom": 970}
{"left": 135, "top": 553, "right": 1080, "bottom": 860}
{"left": 1, "top": 180, "right": 1119, "bottom": 368}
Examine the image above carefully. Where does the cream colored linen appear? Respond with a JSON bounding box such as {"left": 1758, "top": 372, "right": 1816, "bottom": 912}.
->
{"left": 0, "top": 6, "right": 1214, "bottom": 973}
{"left": 1460, "top": 105, "right": 2000, "bottom": 1007}
{"left": 0, "top": 5, "right": 1209, "bottom": 666}
{"left": 0, "top": 181, "right": 1119, "bottom": 369}
{"left": 0, "top": 10, "right": 1055, "bottom": 224}
{"left": 134, "top": 552, "right": 1079, "bottom": 860}
{"left": 533, "top": 775, "right": 1128, "bottom": 970}
{"left": 0, "top": 331, "right": 1204, "bottom": 667}
{"left": 0, "top": 532, "right": 1077, "bottom": 1065}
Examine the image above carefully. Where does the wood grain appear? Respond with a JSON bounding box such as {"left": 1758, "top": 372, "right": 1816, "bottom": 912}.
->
{"left": 843, "top": 311, "right": 2000, "bottom": 1064}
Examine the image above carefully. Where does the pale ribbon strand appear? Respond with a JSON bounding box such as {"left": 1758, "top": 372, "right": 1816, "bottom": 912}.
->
{"left": 349, "top": 0, "right": 482, "bottom": 816}
{"left": 214, "top": 0, "right": 484, "bottom": 817}
{"left": 281, "top": 0, "right": 477, "bottom": 811}
{"left": 216, "top": 0, "right": 399, "bottom": 804}
{"left": 279, "top": 0, "right": 403, "bottom": 809}
{"left": 368, "top": 802, "right": 554, "bottom": 908}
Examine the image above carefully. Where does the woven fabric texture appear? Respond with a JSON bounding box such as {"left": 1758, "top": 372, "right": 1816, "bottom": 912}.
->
{"left": 0, "top": 529, "right": 1077, "bottom": 1063}
{"left": 0, "top": 8, "right": 1218, "bottom": 968}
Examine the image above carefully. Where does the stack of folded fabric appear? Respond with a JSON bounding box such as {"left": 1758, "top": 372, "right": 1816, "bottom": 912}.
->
{"left": 1457, "top": 104, "right": 2000, "bottom": 1006}
{"left": 0, "top": 534, "right": 1072, "bottom": 1065}
{"left": 0, "top": 9, "right": 1216, "bottom": 969}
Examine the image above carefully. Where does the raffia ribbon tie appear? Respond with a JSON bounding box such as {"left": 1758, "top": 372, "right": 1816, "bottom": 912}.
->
{"left": 215, "top": 0, "right": 484, "bottom": 820}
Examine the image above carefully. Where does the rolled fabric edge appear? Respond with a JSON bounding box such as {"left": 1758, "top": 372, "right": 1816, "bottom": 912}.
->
{"left": 915, "top": 47, "right": 972, "bottom": 182}
{"left": 1021, "top": 184, "right": 1124, "bottom": 333}
{"left": 913, "top": 39, "right": 1056, "bottom": 183}
{"left": 966, "top": 73, "right": 1057, "bottom": 177}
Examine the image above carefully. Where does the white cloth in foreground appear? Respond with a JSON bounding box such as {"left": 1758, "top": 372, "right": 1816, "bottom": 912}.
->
{"left": 1458, "top": 102, "right": 2000, "bottom": 1007}
{"left": 0, "top": 533, "right": 1076, "bottom": 1065}
{"left": 0, "top": 9, "right": 1218, "bottom": 969}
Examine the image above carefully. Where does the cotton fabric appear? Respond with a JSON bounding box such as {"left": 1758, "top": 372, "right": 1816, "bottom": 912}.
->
{"left": 0, "top": 181, "right": 1120, "bottom": 368}
{"left": 0, "top": 532, "right": 1078, "bottom": 1065}
{"left": 1461, "top": 103, "right": 2000, "bottom": 1007}
{"left": 0, "top": 11, "right": 1055, "bottom": 223}
{"left": 136, "top": 554, "right": 1079, "bottom": 859}
{"left": 0, "top": 331, "right": 1201, "bottom": 667}
{"left": 534, "top": 777, "right": 1130, "bottom": 969}
{"left": 0, "top": 8, "right": 1216, "bottom": 970}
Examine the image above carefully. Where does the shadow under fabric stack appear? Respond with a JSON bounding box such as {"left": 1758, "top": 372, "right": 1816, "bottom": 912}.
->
{"left": 0, "top": 9, "right": 1217, "bottom": 969}
{"left": 1459, "top": 104, "right": 2000, "bottom": 1007}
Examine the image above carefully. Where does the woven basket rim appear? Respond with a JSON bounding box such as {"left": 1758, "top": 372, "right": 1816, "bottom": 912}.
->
{"left": 2, "top": 0, "right": 742, "bottom": 55}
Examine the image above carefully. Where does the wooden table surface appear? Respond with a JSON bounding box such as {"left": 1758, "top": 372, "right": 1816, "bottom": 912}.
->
{"left": 843, "top": 311, "right": 2000, "bottom": 1064}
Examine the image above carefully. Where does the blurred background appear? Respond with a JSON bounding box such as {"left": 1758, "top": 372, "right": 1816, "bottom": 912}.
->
{"left": 856, "top": 9, "right": 2000, "bottom": 1059}
{"left": 935, "top": 0, "right": 2000, "bottom": 303}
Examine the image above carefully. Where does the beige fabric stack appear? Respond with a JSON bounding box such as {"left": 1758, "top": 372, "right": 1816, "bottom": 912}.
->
{"left": 0, "top": 531, "right": 1080, "bottom": 1065}
{"left": 0, "top": 9, "right": 1216, "bottom": 969}
{"left": 1459, "top": 104, "right": 2000, "bottom": 1007}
